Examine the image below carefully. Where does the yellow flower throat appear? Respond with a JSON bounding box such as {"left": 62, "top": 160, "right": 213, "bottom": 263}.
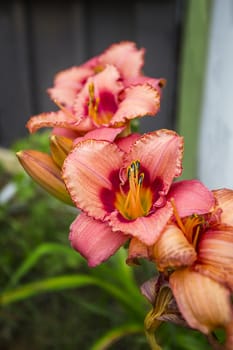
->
{"left": 171, "top": 199, "right": 207, "bottom": 249}
{"left": 88, "top": 83, "right": 112, "bottom": 125}
{"left": 115, "top": 160, "right": 153, "bottom": 220}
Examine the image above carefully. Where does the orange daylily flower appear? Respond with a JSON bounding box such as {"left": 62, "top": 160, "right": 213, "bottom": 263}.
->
{"left": 151, "top": 188, "right": 233, "bottom": 348}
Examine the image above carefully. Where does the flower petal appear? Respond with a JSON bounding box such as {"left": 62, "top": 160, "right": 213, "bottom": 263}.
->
{"left": 74, "top": 65, "right": 122, "bottom": 123}
{"left": 48, "top": 66, "right": 93, "bottom": 106}
{"left": 213, "top": 188, "right": 233, "bottom": 225}
{"left": 115, "top": 133, "right": 141, "bottom": 153}
{"left": 196, "top": 225, "right": 233, "bottom": 290}
{"left": 167, "top": 179, "right": 215, "bottom": 217}
{"left": 170, "top": 269, "right": 232, "bottom": 334}
{"left": 26, "top": 110, "right": 76, "bottom": 134}
{"left": 153, "top": 224, "right": 197, "bottom": 271}
{"left": 123, "top": 129, "right": 183, "bottom": 192}
{"left": 73, "top": 126, "right": 124, "bottom": 145}
{"left": 52, "top": 127, "right": 81, "bottom": 139}
{"left": 70, "top": 212, "right": 128, "bottom": 267}
{"left": 111, "top": 84, "right": 160, "bottom": 124}
{"left": 125, "top": 76, "right": 166, "bottom": 95}
{"left": 62, "top": 140, "right": 124, "bottom": 219}
{"left": 108, "top": 201, "right": 173, "bottom": 246}
{"left": 99, "top": 41, "right": 145, "bottom": 79}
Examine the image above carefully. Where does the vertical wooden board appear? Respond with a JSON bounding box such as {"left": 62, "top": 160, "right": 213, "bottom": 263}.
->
{"left": 135, "top": 0, "right": 184, "bottom": 133}
{"left": 28, "top": 0, "right": 86, "bottom": 114}
{"left": 83, "top": 0, "right": 135, "bottom": 56}
{"left": 0, "top": 1, "right": 32, "bottom": 146}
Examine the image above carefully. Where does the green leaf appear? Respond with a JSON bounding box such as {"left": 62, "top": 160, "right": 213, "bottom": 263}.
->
{"left": 0, "top": 274, "right": 145, "bottom": 319}
{"left": 5, "top": 243, "right": 83, "bottom": 289}
{"left": 90, "top": 323, "right": 144, "bottom": 350}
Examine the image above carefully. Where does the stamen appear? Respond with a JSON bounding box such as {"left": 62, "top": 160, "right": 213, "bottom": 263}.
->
{"left": 171, "top": 199, "right": 206, "bottom": 248}
{"left": 88, "top": 82, "right": 100, "bottom": 123}
{"left": 115, "top": 160, "right": 152, "bottom": 220}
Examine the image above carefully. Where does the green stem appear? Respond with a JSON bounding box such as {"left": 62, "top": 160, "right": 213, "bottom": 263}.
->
{"left": 145, "top": 329, "right": 162, "bottom": 350}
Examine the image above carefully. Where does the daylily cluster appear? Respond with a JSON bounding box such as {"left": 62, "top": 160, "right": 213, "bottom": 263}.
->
{"left": 17, "top": 41, "right": 233, "bottom": 350}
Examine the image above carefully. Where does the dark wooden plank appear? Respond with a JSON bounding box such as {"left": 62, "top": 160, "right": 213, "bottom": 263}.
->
{"left": 84, "top": 0, "right": 135, "bottom": 56}
{"left": 0, "top": 1, "right": 32, "bottom": 147}
{"left": 136, "top": 0, "right": 184, "bottom": 133}
{"left": 27, "top": 0, "right": 86, "bottom": 113}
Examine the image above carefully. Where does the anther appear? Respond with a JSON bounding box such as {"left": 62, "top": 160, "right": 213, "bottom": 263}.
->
{"left": 139, "top": 174, "right": 144, "bottom": 186}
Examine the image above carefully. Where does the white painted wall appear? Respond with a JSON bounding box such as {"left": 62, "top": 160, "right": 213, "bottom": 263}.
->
{"left": 198, "top": 0, "right": 233, "bottom": 189}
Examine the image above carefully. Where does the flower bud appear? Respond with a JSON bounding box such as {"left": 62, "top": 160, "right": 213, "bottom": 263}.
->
{"left": 50, "top": 135, "right": 73, "bottom": 168}
{"left": 16, "top": 150, "right": 73, "bottom": 205}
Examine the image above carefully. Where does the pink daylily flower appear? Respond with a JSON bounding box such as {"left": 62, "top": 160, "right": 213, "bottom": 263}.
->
{"left": 26, "top": 41, "right": 163, "bottom": 138}
{"left": 151, "top": 188, "right": 233, "bottom": 347}
{"left": 62, "top": 129, "right": 214, "bottom": 267}
{"left": 27, "top": 64, "right": 161, "bottom": 135}
{"left": 47, "top": 40, "right": 146, "bottom": 107}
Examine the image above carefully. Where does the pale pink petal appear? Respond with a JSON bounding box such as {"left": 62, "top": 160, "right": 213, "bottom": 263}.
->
{"left": 63, "top": 140, "right": 124, "bottom": 219}
{"left": 124, "top": 76, "right": 166, "bottom": 95}
{"left": 52, "top": 127, "right": 81, "bottom": 140}
{"left": 108, "top": 201, "right": 173, "bottom": 246}
{"left": 153, "top": 224, "right": 197, "bottom": 270}
{"left": 213, "top": 188, "right": 233, "bottom": 225}
{"left": 73, "top": 126, "right": 124, "bottom": 145}
{"left": 83, "top": 55, "right": 100, "bottom": 69}
{"left": 53, "top": 65, "right": 93, "bottom": 86}
{"left": 167, "top": 179, "right": 215, "bottom": 217}
{"left": 115, "top": 133, "right": 141, "bottom": 153}
{"left": 170, "top": 269, "right": 232, "bottom": 334}
{"left": 48, "top": 87, "right": 79, "bottom": 107}
{"left": 122, "top": 130, "right": 183, "bottom": 192}
{"left": 70, "top": 213, "right": 128, "bottom": 267}
{"left": 99, "top": 41, "right": 145, "bottom": 79}
{"left": 111, "top": 85, "right": 160, "bottom": 124}
{"left": 47, "top": 66, "right": 93, "bottom": 106}
{"left": 196, "top": 225, "right": 233, "bottom": 289}
{"left": 73, "top": 65, "right": 123, "bottom": 122}
{"left": 26, "top": 110, "right": 76, "bottom": 133}
{"left": 69, "top": 116, "right": 94, "bottom": 133}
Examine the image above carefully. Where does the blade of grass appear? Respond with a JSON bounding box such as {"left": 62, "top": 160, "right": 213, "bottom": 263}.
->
{"left": 1, "top": 274, "right": 145, "bottom": 319}
{"left": 90, "top": 323, "right": 144, "bottom": 350}
{"left": 6, "top": 243, "right": 83, "bottom": 289}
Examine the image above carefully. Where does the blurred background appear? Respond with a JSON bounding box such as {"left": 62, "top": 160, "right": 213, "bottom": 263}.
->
{"left": 0, "top": 0, "right": 231, "bottom": 349}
